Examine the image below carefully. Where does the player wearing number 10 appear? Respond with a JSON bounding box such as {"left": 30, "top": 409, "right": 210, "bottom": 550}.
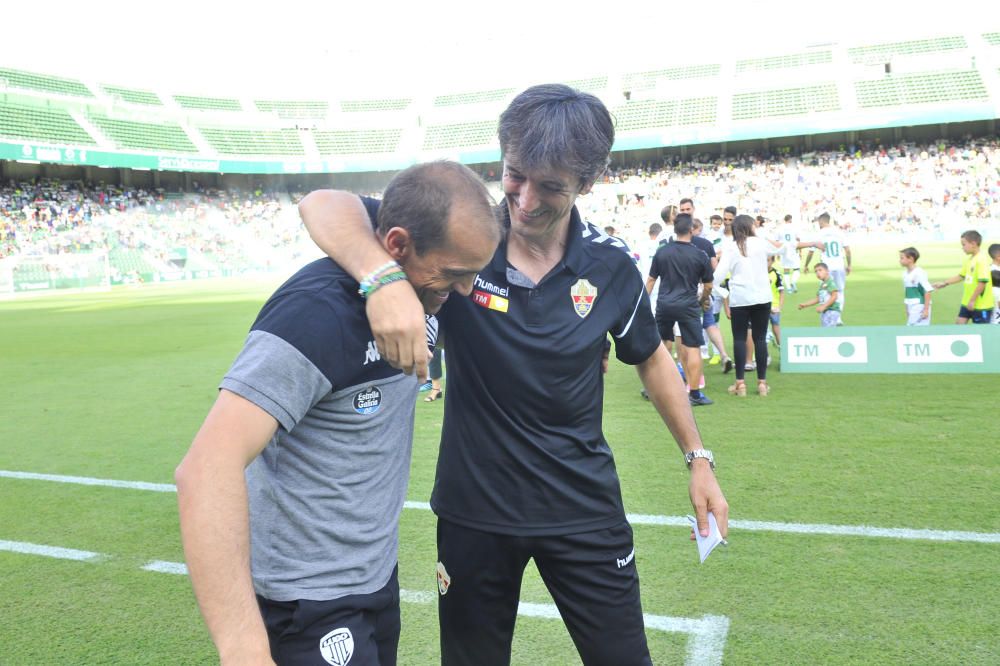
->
{"left": 804, "top": 212, "right": 851, "bottom": 312}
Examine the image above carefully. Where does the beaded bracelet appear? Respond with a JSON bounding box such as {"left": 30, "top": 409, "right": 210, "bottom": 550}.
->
{"left": 358, "top": 270, "right": 408, "bottom": 299}
{"left": 358, "top": 260, "right": 401, "bottom": 296}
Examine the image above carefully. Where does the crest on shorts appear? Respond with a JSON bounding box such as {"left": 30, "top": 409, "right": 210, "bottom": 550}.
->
{"left": 436, "top": 561, "right": 451, "bottom": 596}
{"left": 319, "top": 627, "right": 354, "bottom": 665}
{"left": 570, "top": 279, "right": 598, "bottom": 318}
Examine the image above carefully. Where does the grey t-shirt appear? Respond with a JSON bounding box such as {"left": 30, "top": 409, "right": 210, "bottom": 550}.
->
{"left": 221, "top": 257, "right": 431, "bottom": 602}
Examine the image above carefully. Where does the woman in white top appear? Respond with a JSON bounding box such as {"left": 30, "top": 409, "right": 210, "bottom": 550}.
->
{"left": 713, "top": 215, "right": 781, "bottom": 396}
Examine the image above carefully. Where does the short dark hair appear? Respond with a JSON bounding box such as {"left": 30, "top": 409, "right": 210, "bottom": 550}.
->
{"left": 817, "top": 212, "right": 831, "bottom": 225}
{"left": 815, "top": 262, "right": 829, "bottom": 270}
{"left": 900, "top": 247, "right": 920, "bottom": 261}
{"left": 723, "top": 206, "right": 737, "bottom": 217}
{"left": 692, "top": 218, "right": 703, "bottom": 230}
{"left": 961, "top": 230, "right": 982, "bottom": 245}
{"left": 679, "top": 197, "right": 694, "bottom": 208}
{"left": 498, "top": 84, "right": 614, "bottom": 186}
{"left": 648, "top": 222, "right": 663, "bottom": 237}
{"left": 673, "top": 213, "right": 693, "bottom": 236}
{"left": 378, "top": 160, "right": 495, "bottom": 255}
{"left": 784, "top": 214, "right": 792, "bottom": 222}
{"left": 604, "top": 225, "right": 616, "bottom": 235}
{"left": 989, "top": 243, "right": 1000, "bottom": 259}
{"left": 710, "top": 214, "right": 722, "bottom": 222}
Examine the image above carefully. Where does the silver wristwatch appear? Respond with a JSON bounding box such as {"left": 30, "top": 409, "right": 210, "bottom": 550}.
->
{"left": 684, "top": 449, "right": 715, "bottom": 470}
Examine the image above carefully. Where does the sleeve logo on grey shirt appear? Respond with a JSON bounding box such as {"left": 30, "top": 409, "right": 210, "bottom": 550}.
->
{"left": 352, "top": 386, "right": 382, "bottom": 415}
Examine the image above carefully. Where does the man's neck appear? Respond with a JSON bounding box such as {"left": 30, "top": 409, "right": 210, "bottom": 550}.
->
{"left": 507, "top": 216, "right": 571, "bottom": 284}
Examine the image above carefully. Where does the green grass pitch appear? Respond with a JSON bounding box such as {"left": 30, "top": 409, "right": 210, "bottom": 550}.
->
{"left": 1, "top": 242, "right": 997, "bottom": 664}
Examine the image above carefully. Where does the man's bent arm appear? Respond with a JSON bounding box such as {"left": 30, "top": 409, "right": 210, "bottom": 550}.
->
{"left": 298, "top": 190, "right": 428, "bottom": 378}
{"left": 176, "top": 390, "right": 279, "bottom": 665}
{"left": 636, "top": 345, "right": 729, "bottom": 538}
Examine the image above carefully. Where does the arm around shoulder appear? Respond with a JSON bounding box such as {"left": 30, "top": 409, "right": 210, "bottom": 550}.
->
{"left": 298, "top": 189, "right": 428, "bottom": 378}
{"left": 298, "top": 189, "right": 386, "bottom": 281}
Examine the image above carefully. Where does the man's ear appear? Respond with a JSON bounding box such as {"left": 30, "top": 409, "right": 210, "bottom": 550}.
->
{"left": 383, "top": 227, "right": 412, "bottom": 262}
{"left": 578, "top": 180, "right": 595, "bottom": 196}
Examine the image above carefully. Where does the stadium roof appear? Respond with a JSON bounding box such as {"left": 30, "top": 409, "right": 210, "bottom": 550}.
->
{"left": 2, "top": 0, "right": 992, "bottom": 95}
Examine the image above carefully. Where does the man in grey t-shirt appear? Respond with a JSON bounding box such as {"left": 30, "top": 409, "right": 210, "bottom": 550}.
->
{"left": 176, "top": 161, "right": 499, "bottom": 666}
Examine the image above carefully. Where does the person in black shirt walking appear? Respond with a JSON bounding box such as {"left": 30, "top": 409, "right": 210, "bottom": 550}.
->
{"left": 647, "top": 214, "right": 715, "bottom": 406}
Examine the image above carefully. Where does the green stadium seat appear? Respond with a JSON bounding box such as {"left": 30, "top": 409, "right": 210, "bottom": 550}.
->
{"left": 312, "top": 129, "right": 402, "bottom": 155}
{"left": 433, "top": 88, "right": 515, "bottom": 107}
{"left": 422, "top": 120, "right": 497, "bottom": 150}
{"left": 854, "top": 70, "right": 987, "bottom": 108}
{"left": 563, "top": 77, "right": 609, "bottom": 93}
{"left": 87, "top": 112, "right": 196, "bottom": 153}
{"left": 340, "top": 98, "right": 413, "bottom": 112}
{"left": 0, "top": 100, "right": 96, "bottom": 145}
{"left": 732, "top": 84, "right": 840, "bottom": 121}
{"left": 848, "top": 36, "right": 966, "bottom": 65}
{"left": 736, "top": 51, "right": 833, "bottom": 73}
{"left": 108, "top": 249, "right": 159, "bottom": 275}
{"left": 100, "top": 85, "right": 162, "bottom": 106}
{"left": 0, "top": 68, "right": 94, "bottom": 98}
{"left": 255, "top": 100, "right": 329, "bottom": 120}
{"left": 621, "top": 65, "right": 720, "bottom": 93}
{"left": 611, "top": 97, "right": 717, "bottom": 131}
{"left": 198, "top": 126, "right": 304, "bottom": 155}
{"left": 174, "top": 95, "right": 243, "bottom": 112}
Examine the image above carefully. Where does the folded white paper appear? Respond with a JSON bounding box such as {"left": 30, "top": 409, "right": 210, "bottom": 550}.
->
{"left": 688, "top": 512, "right": 725, "bottom": 563}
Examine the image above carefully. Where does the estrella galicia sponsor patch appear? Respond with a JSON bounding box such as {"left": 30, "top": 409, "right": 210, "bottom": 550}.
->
{"left": 319, "top": 627, "right": 354, "bottom": 665}
{"left": 570, "top": 278, "right": 597, "bottom": 318}
{"left": 436, "top": 561, "right": 451, "bottom": 596}
{"left": 352, "top": 386, "right": 382, "bottom": 415}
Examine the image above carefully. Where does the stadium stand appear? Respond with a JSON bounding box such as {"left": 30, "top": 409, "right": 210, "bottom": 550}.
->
{"left": 173, "top": 95, "right": 243, "bottom": 112}
{"left": 0, "top": 67, "right": 94, "bottom": 98}
{"left": 87, "top": 113, "right": 196, "bottom": 152}
{"left": 564, "top": 76, "right": 609, "bottom": 93}
{"left": 422, "top": 120, "right": 497, "bottom": 150}
{"left": 433, "top": 88, "right": 515, "bottom": 107}
{"left": 612, "top": 98, "right": 717, "bottom": 130}
{"left": 340, "top": 98, "right": 413, "bottom": 112}
{"left": 621, "top": 64, "right": 721, "bottom": 92}
{"left": 312, "top": 129, "right": 403, "bottom": 155}
{"left": 847, "top": 35, "right": 967, "bottom": 64}
{"left": 100, "top": 85, "right": 163, "bottom": 106}
{"left": 732, "top": 84, "right": 840, "bottom": 120}
{"left": 197, "top": 127, "right": 304, "bottom": 155}
{"left": 4, "top": 136, "right": 999, "bottom": 293}
{"left": 254, "top": 100, "right": 329, "bottom": 119}
{"left": 0, "top": 100, "right": 96, "bottom": 145}
{"left": 736, "top": 51, "right": 833, "bottom": 73}
{"left": 854, "top": 69, "right": 988, "bottom": 108}
{"left": 984, "top": 32, "right": 1000, "bottom": 46}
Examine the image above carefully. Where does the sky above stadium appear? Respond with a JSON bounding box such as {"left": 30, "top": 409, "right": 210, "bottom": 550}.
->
{"left": 2, "top": 0, "right": 993, "bottom": 95}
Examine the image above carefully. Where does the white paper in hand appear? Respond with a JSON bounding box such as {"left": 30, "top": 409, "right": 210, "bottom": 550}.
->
{"left": 688, "top": 512, "right": 725, "bottom": 564}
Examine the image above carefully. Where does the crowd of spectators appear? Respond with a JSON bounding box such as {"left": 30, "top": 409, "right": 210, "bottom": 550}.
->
{"left": 588, "top": 136, "right": 1000, "bottom": 251}
{"left": 0, "top": 179, "right": 309, "bottom": 272}
{"left": 3, "top": 136, "right": 998, "bottom": 273}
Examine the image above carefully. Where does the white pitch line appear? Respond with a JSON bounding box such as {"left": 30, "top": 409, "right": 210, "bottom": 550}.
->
{"left": 142, "top": 560, "right": 189, "bottom": 575}
{"left": 0, "top": 470, "right": 175, "bottom": 493}
{"left": 4, "top": 469, "right": 1000, "bottom": 544}
{"left": 143, "top": 557, "right": 724, "bottom": 665}
{"left": 0, "top": 539, "right": 101, "bottom": 561}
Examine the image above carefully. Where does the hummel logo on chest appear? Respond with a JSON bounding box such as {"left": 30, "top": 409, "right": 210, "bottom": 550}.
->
{"left": 363, "top": 340, "right": 380, "bottom": 365}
